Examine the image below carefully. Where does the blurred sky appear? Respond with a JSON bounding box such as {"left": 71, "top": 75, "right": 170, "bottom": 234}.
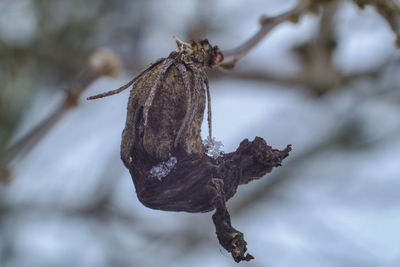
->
{"left": 1, "top": 1, "right": 400, "bottom": 267}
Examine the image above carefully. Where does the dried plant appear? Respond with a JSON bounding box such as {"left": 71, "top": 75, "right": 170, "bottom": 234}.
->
{"left": 87, "top": 37, "right": 290, "bottom": 262}
{"left": 2, "top": 0, "right": 400, "bottom": 263}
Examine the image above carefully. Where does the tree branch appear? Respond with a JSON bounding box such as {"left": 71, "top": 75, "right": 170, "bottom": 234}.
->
{"left": 219, "top": 0, "right": 313, "bottom": 70}
{"left": 219, "top": 0, "right": 400, "bottom": 71}
{"left": 0, "top": 49, "right": 121, "bottom": 183}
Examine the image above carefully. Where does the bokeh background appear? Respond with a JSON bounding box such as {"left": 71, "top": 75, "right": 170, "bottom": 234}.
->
{"left": 1, "top": 0, "right": 400, "bottom": 266}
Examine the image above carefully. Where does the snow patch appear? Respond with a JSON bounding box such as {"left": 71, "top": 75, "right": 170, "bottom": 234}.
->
{"left": 203, "top": 136, "right": 224, "bottom": 159}
{"left": 149, "top": 157, "right": 177, "bottom": 181}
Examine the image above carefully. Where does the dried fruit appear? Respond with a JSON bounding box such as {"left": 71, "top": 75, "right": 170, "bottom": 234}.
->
{"left": 88, "top": 37, "right": 291, "bottom": 262}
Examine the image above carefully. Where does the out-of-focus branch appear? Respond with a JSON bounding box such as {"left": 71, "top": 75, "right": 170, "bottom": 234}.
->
{"left": 211, "top": 65, "right": 380, "bottom": 89}
{"left": 216, "top": 0, "right": 397, "bottom": 95}
{"left": 220, "top": 0, "right": 400, "bottom": 71}
{"left": 0, "top": 49, "right": 121, "bottom": 184}
{"left": 219, "top": 0, "right": 322, "bottom": 70}
{"left": 353, "top": 0, "right": 400, "bottom": 46}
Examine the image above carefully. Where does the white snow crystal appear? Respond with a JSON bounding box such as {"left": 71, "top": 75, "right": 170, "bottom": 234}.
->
{"left": 149, "top": 156, "right": 177, "bottom": 181}
{"left": 203, "top": 136, "right": 224, "bottom": 159}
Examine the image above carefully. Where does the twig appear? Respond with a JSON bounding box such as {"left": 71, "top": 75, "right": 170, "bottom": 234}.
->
{"left": 217, "top": 0, "right": 395, "bottom": 95}
{"left": 0, "top": 48, "right": 121, "bottom": 183}
{"left": 219, "top": 0, "right": 400, "bottom": 71}
{"left": 211, "top": 66, "right": 380, "bottom": 89}
{"left": 219, "top": 0, "right": 313, "bottom": 70}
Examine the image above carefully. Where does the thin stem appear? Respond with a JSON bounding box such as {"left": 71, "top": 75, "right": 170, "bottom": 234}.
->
{"left": 204, "top": 77, "right": 212, "bottom": 139}
{"left": 87, "top": 58, "right": 165, "bottom": 100}
{"left": 87, "top": 78, "right": 136, "bottom": 100}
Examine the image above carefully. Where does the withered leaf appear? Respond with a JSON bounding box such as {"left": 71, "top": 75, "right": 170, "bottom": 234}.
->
{"left": 88, "top": 38, "right": 291, "bottom": 262}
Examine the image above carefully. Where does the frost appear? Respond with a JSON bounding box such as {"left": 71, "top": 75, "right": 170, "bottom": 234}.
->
{"left": 203, "top": 136, "right": 224, "bottom": 159}
{"left": 149, "top": 156, "right": 177, "bottom": 181}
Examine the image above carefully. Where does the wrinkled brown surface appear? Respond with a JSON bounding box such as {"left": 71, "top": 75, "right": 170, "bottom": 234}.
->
{"left": 119, "top": 43, "right": 291, "bottom": 262}
{"left": 121, "top": 56, "right": 205, "bottom": 164}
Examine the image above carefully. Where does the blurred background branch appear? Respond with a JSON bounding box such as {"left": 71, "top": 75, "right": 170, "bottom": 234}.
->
{"left": 0, "top": 49, "right": 121, "bottom": 183}
{"left": 220, "top": 0, "right": 312, "bottom": 70}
